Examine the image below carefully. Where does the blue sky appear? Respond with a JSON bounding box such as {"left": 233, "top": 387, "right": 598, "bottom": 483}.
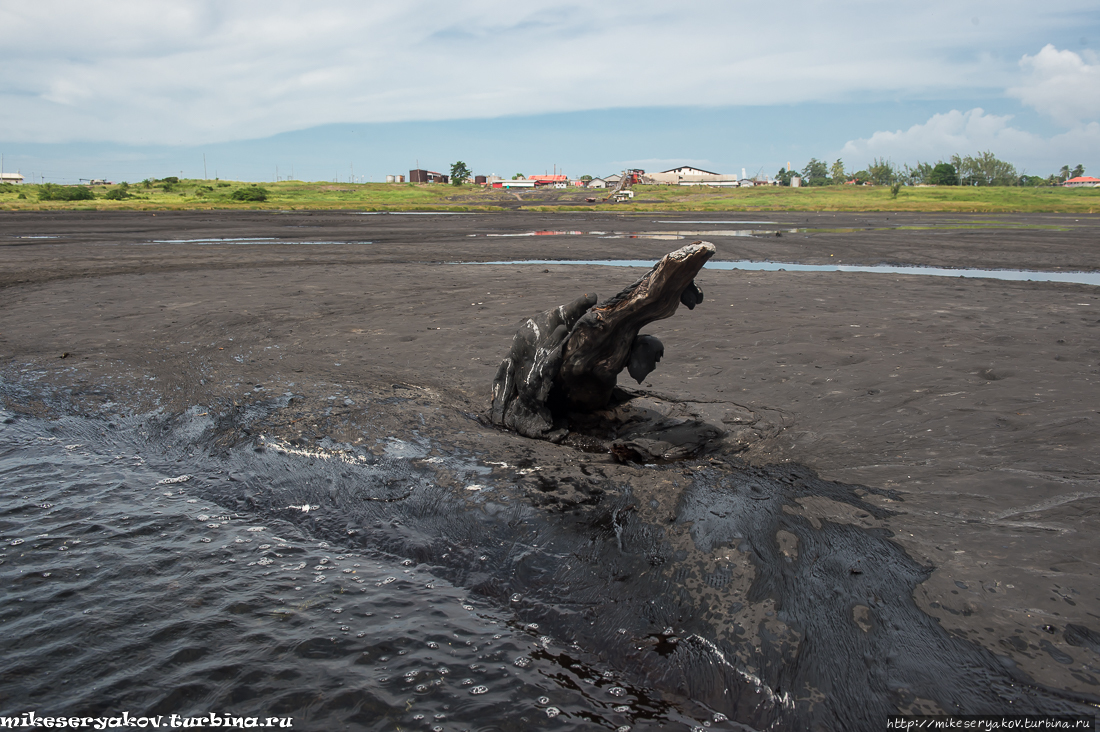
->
{"left": 2, "top": 1, "right": 1098, "bottom": 183}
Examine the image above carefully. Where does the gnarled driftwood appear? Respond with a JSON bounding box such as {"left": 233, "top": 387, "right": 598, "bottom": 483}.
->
{"left": 490, "top": 241, "right": 715, "bottom": 439}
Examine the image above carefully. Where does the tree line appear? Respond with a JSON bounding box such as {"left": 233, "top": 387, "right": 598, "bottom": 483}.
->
{"left": 778, "top": 154, "right": 1086, "bottom": 187}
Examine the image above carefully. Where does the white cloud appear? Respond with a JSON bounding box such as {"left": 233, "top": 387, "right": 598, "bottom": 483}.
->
{"left": 1, "top": 1, "right": 1096, "bottom": 145}
{"left": 1007, "top": 44, "right": 1100, "bottom": 126}
{"left": 839, "top": 108, "right": 1100, "bottom": 173}
{"left": 839, "top": 44, "right": 1100, "bottom": 172}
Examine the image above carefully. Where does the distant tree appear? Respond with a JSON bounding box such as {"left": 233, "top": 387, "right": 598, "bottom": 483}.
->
{"left": 850, "top": 169, "right": 871, "bottom": 185}
{"left": 1071, "top": 164, "right": 1085, "bottom": 179}
{"left": 866, "top": 158, "right": 897, "bottom": 186}
{"left": 774, "top": 167, "right": 799, "bottom": 186}
{"left": 1058, "top": 165, "right": 1072, "bottom": 183}
{"left": 951, "top": 152, "right": 1016, "bottom": 186}
{"left": 512, "top": 173, "right": 525, "bottom": 180}
{"left": 580, "top": 175, "right": 593, "bottom": 181}
{"left": 450, "top": 161, "right": 471, "bottom": 186}
{"left": 903, "top": 162, "right": 934, "bottom": 185}
{"left": 231, "top": 186, "right": 269, "bottom": 202}
{"left": 890, "top": 182, "right": 902, "bottom": 199}
{"left": 929, "top": 162, "right": 958, "bottom": 186}
{"left": 800, "top": 158, "right": 830, "bottom": 186}
{"left": 830, "top": 159, "right": 846, "bottom": 184}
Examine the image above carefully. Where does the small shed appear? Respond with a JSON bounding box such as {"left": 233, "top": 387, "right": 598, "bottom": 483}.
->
{"left": 586, "top": 178, "right": 607, "bottom": 189}
{"left": 0, "top": 173, "right": 24, "bottom": 184}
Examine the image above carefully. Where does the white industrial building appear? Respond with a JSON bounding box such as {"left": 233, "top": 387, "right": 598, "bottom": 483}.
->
{"left": 646, "top": 166, "right": 740, "bottom": 186}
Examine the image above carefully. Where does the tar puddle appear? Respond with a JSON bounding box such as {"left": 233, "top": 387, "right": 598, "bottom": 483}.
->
{"left": 1, "top": 397, "right": 1095, "bottom": 730}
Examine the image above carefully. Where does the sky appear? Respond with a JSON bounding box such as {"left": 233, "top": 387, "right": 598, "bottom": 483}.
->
{"left": 2, "top": 1, "right": 1099, "bottom": 183}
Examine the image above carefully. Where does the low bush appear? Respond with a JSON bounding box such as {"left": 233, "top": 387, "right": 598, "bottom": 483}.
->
{"left": 37, "top": 184, "right": 95, "bottom": 201}
{"left": 231, "top": 186, "right": 269, "bottom": 202}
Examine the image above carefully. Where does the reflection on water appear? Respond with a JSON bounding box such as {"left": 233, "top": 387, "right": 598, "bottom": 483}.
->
{"left": 484, "top": 231, "right": 585, "bottom": 237}
{"left": 141, "top": 240, "right": 374, "bottom": 246}
{"left": 654, "top": 221, "right": 777, "bottom": 225}
{"left": 475, "top": 259, "right": 1100, "bottom": 286}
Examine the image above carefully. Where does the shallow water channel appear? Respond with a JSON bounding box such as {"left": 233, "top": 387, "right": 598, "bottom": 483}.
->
{"left": 477, "top": 259, "right": 1100, "bottom": 287}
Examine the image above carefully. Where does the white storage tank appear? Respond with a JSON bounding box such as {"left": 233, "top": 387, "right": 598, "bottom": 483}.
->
{"left": 386, "top": 175, "right": 395, "bottom": 183}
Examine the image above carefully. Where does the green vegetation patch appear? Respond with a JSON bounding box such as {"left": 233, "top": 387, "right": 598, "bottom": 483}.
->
{"left": 37, "top": 184, "right": 96, "bottom": 201}
{"left": 231, "top": 185, "right": 270, "bottom": 202}
{"left": 0, "top": 177, "right": 1096, "bottom": 213}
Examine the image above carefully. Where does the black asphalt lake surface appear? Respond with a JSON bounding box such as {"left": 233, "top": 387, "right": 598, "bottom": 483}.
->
{"left": 2, "top": 211, "right": 1099, "bottom": 730}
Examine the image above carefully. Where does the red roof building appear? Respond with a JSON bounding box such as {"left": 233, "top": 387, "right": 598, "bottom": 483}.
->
{"left": 526, "top": 174, "right": 568, "bottom": 184}
{"left": 1064, "top": 176, "right": 1100, "bottom": 187}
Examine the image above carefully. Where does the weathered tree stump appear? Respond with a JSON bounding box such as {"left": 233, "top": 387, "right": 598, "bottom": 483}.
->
{"left": 490, "top": 241, "right": 715, "bottom": 440}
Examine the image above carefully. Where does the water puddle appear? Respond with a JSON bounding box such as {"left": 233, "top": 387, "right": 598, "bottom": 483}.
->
{"left": 141, "top": 239, "right": 373, "bottom": 246}
{"left": 655, "top": 221, "right": 1070, "bottom": 233}
{"left": 475, "top": 259, "right": 1100, "bottom": 286}
{"left": 476, "top": 230, "right": 767, "bottom": 239}
{"left": 484, "top": 230, "right": 585, "bottom": 237}
{"left": 475, "top": 223, "right": 1071, "bottom": 239}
